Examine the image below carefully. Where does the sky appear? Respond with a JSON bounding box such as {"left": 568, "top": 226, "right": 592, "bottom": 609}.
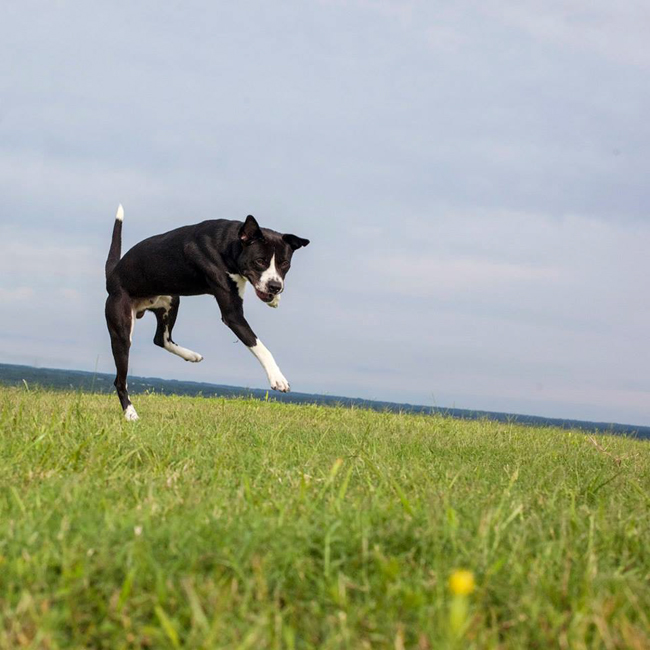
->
{"left": 1, "top": 0, "right": 649, "bottom": 426}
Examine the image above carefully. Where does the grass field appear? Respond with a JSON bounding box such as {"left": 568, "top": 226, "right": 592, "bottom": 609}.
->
{"left": 1, "top": 387, "right": 649, "bottom": 649}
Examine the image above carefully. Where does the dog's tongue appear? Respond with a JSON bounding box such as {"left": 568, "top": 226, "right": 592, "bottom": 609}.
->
{"left": 255, "top": 288, "right": 272, "bottom": 303}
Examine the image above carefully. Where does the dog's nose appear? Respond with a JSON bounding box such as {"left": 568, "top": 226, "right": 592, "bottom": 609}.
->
{"left": 267, "top": 281, "right": 282, "bottom": 295}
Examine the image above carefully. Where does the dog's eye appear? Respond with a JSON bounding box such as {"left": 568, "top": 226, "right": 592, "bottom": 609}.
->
{"left": 280, "top": 261, "right": 290, "bottom": 270}
{"left": 254, "top": 258, "right": 267, "bottom": 268}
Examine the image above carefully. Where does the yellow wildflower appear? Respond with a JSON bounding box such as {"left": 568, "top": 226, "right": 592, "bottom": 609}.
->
{"left": 449, "top": 569, "right": 475, "bottom": 596}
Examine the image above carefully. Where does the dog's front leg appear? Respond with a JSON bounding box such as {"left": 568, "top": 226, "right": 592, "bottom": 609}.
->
{"left": 248, "top": 339, "right": 290, "bottom": 393}
{"left": 216, "top": 291, "right": 290, "bottom": 393}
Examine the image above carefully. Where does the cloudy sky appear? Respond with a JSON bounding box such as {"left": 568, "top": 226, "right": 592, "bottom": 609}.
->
{"left": 1, "top": 1, "right": 648, "bottom": 425}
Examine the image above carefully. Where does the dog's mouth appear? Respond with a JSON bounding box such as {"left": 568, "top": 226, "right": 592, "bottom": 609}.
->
{"left": 255, "top": 288, "right": 274, "bottom": 303}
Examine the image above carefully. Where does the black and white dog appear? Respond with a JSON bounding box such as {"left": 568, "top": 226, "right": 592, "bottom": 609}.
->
{"left": 104, "top": 206, "right": 309, "bottom": 420}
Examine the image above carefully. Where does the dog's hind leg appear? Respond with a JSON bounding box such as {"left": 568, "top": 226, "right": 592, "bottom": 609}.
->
{"left": 105, "top": 292, "right": 139, "bottom": 421}
{"left": 152, "top": 296, "right": 203, "bottom": 363}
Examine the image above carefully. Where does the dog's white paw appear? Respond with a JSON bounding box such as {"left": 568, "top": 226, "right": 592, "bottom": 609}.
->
{"left": 269, "top": 370, "right": 290, "bottom": 392}
{"left": 165, "top": 340, "right": 203, "bottom": 363}
{"left": 124, "top": 405, "right": 139, "bottom": 421}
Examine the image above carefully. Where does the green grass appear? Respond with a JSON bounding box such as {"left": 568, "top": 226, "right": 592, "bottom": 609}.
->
{"left": 0, "top": 387, "right": 649, "bottom": 649}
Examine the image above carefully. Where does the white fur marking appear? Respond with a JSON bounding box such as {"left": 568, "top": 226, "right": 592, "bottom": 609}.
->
{"left": 163, "top": 332, "right": 203, "bottom": 362}
{"left": 116, "top": 204, "right": 124, "bottom": 222}
{"left": 132, "top": 295, "right": 168, "bottom": 314}
{"left": 124, "top": 404, "right": 139, "bottom": 421}
{"left": 249, "top": 339, "right": 290, "bottom": 392}
{"left": 134, "top": 295, "right": 172, "bottom": 311}
{"left": 228, "top": 273, "right": 247, "bottom": 299}
{"left": 258, "top": 254, "right": 283, "bottom": 294}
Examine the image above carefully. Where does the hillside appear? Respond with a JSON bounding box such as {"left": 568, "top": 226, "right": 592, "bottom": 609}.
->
{"left": 1, "top": 386, "right": 649, "bottom": 648}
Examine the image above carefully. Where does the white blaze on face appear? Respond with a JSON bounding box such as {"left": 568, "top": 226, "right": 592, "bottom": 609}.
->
{"left": 258, "top": 254, "right": 283, "bottom": 294}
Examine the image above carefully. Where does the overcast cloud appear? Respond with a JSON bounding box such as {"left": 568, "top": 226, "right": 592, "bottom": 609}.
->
{"left": 1, "top": 0, "right": 648, "bottom": 425}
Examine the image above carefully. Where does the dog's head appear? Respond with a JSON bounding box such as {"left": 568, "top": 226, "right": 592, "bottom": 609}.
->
{"left": 237, "top": 215, "right": 309, "bottom": 307}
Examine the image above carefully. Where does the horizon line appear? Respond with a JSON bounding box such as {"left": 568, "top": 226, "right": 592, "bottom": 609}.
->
{"left": 1, "top": 362, "right": 648, "bottom": 439}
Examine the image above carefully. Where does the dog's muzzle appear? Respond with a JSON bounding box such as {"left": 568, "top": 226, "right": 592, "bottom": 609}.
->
{"left": 255, "top": 288, "right": 274, "bottom": 303}
{"left": 255, "top": 280, "right": 282, "bottom": 303}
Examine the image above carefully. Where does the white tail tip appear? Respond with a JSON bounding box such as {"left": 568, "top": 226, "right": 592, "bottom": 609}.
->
{"left": 116, "top": 204, "right": 124, "bottom": 222}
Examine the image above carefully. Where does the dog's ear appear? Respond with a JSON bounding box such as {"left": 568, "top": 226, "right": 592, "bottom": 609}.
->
{"left": 239, "top": 215, "right": 263, "bottom": 245}
{"left": 283, "top": 234, "right": 310, "bottom": 250}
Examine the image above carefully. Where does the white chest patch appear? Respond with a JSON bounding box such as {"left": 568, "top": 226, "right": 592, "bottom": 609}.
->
{"left": 228, "top": 273, "right": 247, "bottom": 299}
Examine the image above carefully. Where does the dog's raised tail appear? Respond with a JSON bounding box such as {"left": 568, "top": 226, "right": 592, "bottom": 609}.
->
{"left": 105, "top": 204, "right": 124, "bottom": 279}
